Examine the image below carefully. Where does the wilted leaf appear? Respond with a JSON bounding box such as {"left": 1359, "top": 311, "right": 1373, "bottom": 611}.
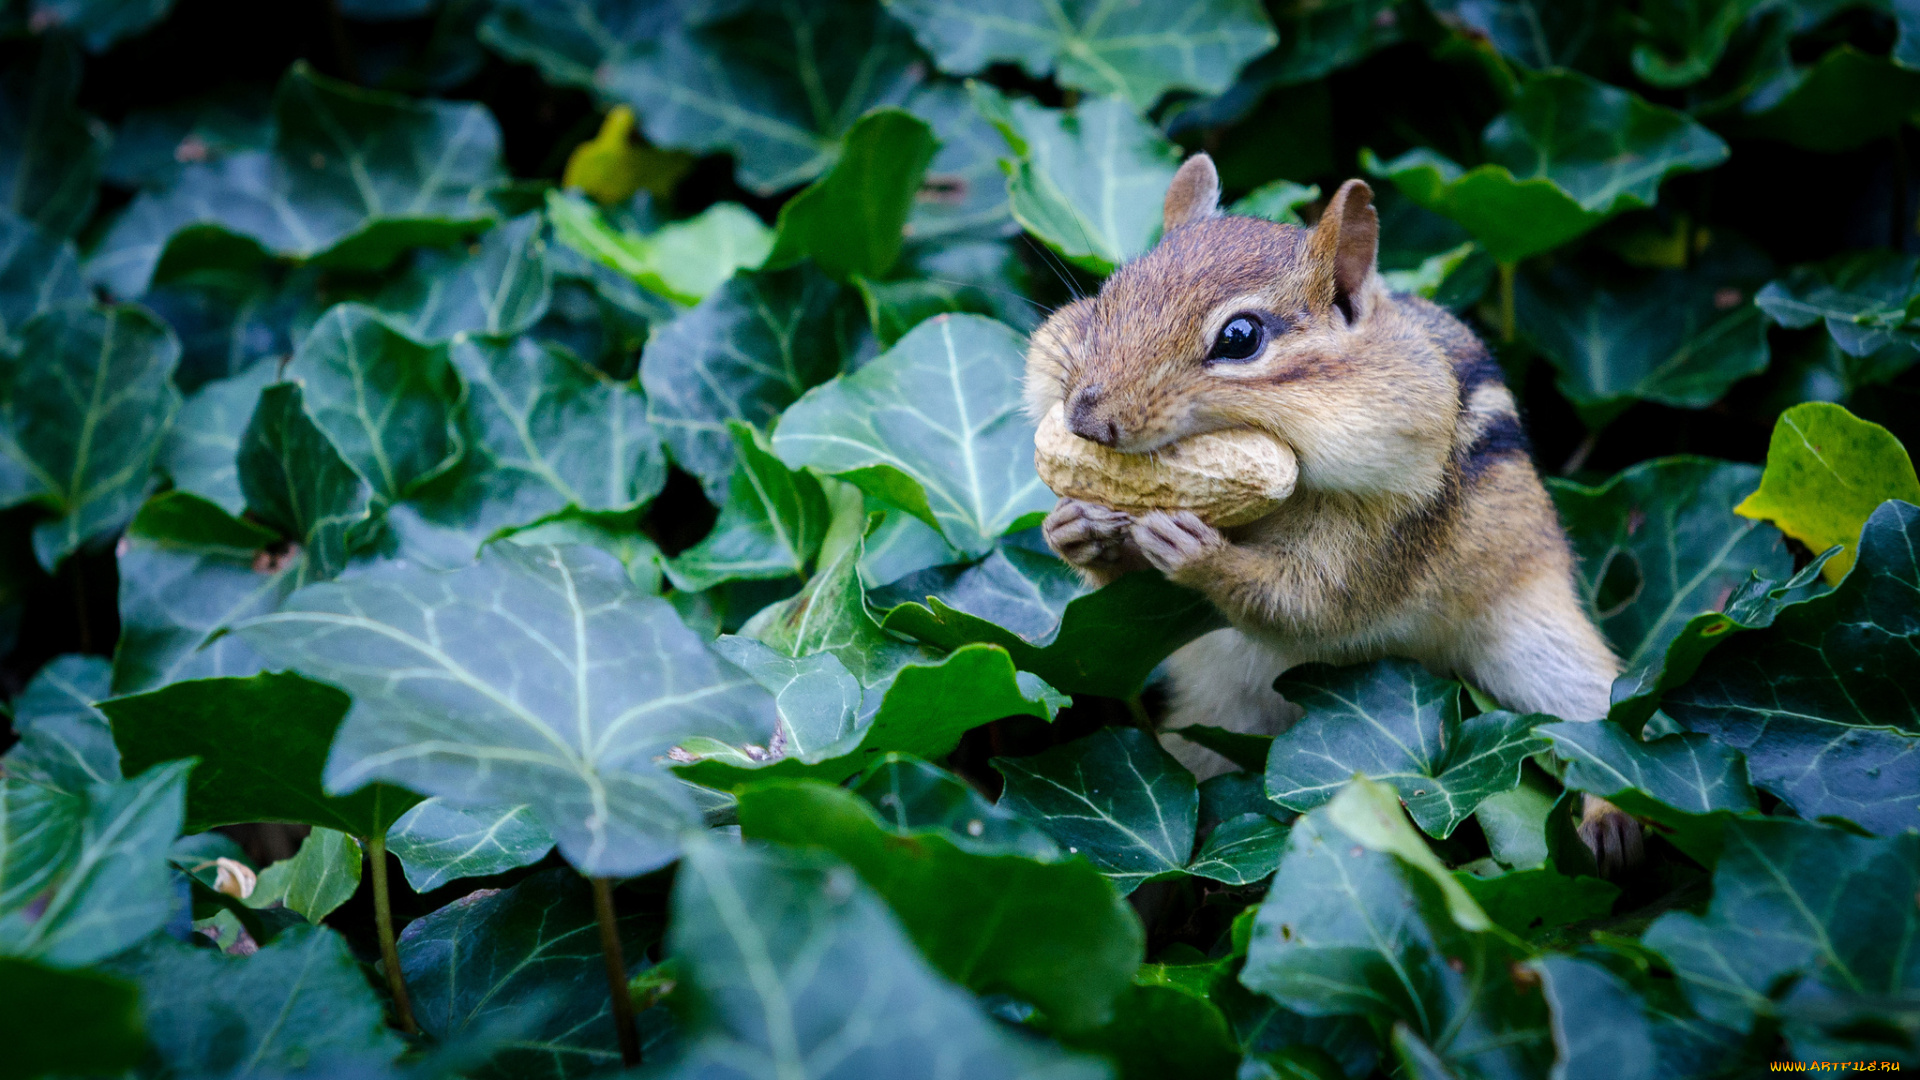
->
{"left": 248, "top": 827, "right": 362, "bottom": 923}
{"left": 994, "top": 727, "right": 1197, "bottom": 894}
{"left": 1266, "top": 659, "right": 1545, "bottom": 838}
{"left": 386, "top": 799, "right": 555, "bottom": 893}
{"left": 104, "top": 671, "right": 423, "bottom": 837}
{"left": 767, "top": 108, "right": 935, "bottom": 282}
{"left": 774, "top": 313, "right": 1052, "bottom": 557}
{"left": 0, "top": 654, "right": 117, "bottom": 795}
{"left": 974, "top": 86, "right": 1182, "bottom": 274}
{"left": 1550, "top": 457, "right": 1788, "bottom": 672}
{"left": 0, "top": 760, "right": 190, "bottom": 967}
{"left": 601, "top": 0, "right": 923, "bottom": 195}
{"left": 1664, "top": 500, "right": 1920, "bottom": 835}
{"left": 377, "top": 213, "right": 552, "bottom": 341}
{"left": 238, "top": 543, "right": 779, "bottom": 876}
{"left": 401, "top": 867, "right": 664, "bottom": 1076}
{"left": 663, "top": 834, "right": 1108, "bottom": 1078}
{"left": 885, "top": 0, "right": 1276, "bottom": 110}
{"left": 738, "top": 778, "right": 1142, "bottom": 1031}
{"left": 1732, "top": 402, "right": 1920, "bottom": 583}
{"left": 109, "top": 923, "right": 406, "bottom": 1075}
{"left": 640, "top": 264, "right": 860, "bottom": 498}
{"left": 0, "top": 303, "right": 181, "bottom": 570}
{"left": 0, "top": 957, "right": 146, "bottom": 1080}
{"left": 664, "top": 423, "right": 829, "bottom": 592}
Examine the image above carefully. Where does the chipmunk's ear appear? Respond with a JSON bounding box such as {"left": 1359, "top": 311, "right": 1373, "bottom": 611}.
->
{"left": 1162, "top": 153, "right": 1220, "bottom": 233}
{"left": 1308, "top": 179, "right": 1378, "bottom": 323}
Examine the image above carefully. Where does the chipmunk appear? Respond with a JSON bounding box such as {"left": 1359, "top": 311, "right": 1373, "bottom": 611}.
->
{"left": 1026, "top": 153, "right": 1641, "bottom": 873}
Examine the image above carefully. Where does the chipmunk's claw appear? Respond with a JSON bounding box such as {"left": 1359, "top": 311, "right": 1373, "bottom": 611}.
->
{"left": 1043, "top": 498, "right": 1137, "bottom": 568}
{"left": 1132, "top": 510, "right": 1225, "bottom": 578}
{"left": 1579, "top": 795, "right": 1645, "bottom": 878}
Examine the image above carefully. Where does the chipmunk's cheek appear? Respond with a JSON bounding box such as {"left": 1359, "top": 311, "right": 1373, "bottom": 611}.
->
{"left": 1132, "top": 510, "right": 1225, "bottom": 577}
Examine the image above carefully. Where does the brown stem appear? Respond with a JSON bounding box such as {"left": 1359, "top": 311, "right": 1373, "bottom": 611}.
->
{"left": 366, "top": 833, "right": 418, "bottom": 1035}
{"left": 593, "top": 876, "right": 642, "bottom": 1067}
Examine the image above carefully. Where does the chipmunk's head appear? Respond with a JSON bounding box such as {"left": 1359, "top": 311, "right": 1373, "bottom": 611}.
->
{"left": 1025, "top": 153, "right": 1458, "bottom": 500}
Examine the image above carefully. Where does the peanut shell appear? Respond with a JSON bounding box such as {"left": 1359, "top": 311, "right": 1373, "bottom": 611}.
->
{"left": 1034, "top": 403, "right": 1297, "bottom": 527}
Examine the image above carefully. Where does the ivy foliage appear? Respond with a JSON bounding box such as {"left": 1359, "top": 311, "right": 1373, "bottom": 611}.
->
{"left": 2, "top": 1, "right": 1919, "bottom": 1077}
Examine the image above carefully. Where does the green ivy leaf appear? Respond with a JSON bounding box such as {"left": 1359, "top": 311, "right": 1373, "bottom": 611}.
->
{"left": 160, "top": 357, "right": 278, "bottom": 517}
{"left": 1535, "top": 953, "right": 1747, "bottom": 1080}
{"left": 0, "top": 654, "right": 117, "bottom": 795}
{"left": 1366, "top": 71, "right": 1728, "bottom": 264}
{"left": 1454, "top": 865, "right": 1619, "bottom": 938}
{"left": 664, "top": 834, "right": 1108, "bottom": 1078}
{"left": 993, "top": 727, "right": 1197, "bottom": 894}
{"left": 286, "top": 303, "right": 462, "bottom": 504}
{"left": 1267, "top": 659, "right": 1546, "bottom": 839}
{"left": 89, "top": 61, "right": 503, "bottom": 296}
{"left": 376, "top": 213, "right": 552, "bottom": 341}
{"left": 601, "top": 0, "right": 923, "bottom": 195}
{"left": 875, "top": 542, "right": 1226, "bottom": 698}
{"left": 0, "top": 957, "right": 147, "bottom": 1080}
{"left": 1550, "top": 457, "right": 1788, "bottom": 673}
{"left": 400, "top": 866, "right": 664, "bottom": 1074}
{"left": 1538, "top": 722, "right": 1756, "bottom": 864}
{"left": 248, "top": 826, "right": 363, "bottom": 923}
{"left": 1734, "top": 46, "right": 1920, "bottom": 154}
{"left": 884, "top": 0, "right": 1276, "bottom": 111}
{"left": 1756, "top": 251, "right": 1920, "bottom": 358}
{"left": 974, "top": 86, "right": 1182, "bottom": 274}
{"left": 774, "top": 313, "right": 1052, "bottom": 557}
{"left": 1051, "top": 971, "right": 1244, "bottom": 1080}
{"left": 1242, "top": 778, "right": 1554, "bottom": 1078}
{"left": 640, "top": 265, "right": 860, "bottom": 499}
{"left": 0, "top": 211, "right": 84, "bottom": 352}
{"left": 1424, "top": 0, "right": 1614, "bottom": 70}
{"left": 744, "top": 525, "right": 926, "bottom": 687}
{"left": 237, "top": 543, "right": 779, "bottom": 877}
{"left": 28, "top": 0, "right": 179, "bottom": 52}
{"left": 856, "top": 237, "right": 1035, "bottom": 348}
{"left": 664, "top": 422, "right": 830, "bottom": 593}
{"left": 0, "top": 44, "right": 107, "bottom": 238}
{"left": 767, "top": 108, "right": 936, "bottom": 282}
{"left": 237, "top": 382, "right": 377, "bottom": 582}
{"left": 0, "top": 760, "right": 190, "bottom": 967}
{"left": 0, "top": 303, "right": 182, "bottom": 571}
{"left": 107, "top": 923, "right": 405, "bottom": 1075}
{"left": 1644, "top": 819, "right": 1920, "bottom": 1045}
{"left": 1732, "top": 402, "right": 1920, "bottom": 584}
{"left": 476, "top": 0, "right": 691, "bottom": 89}
{"left": 104, "top": 671, "right": 423, "bottom": 837}
{"left": 738, "top": 778, "right": 1143, "bottom": 1031}
{"left": 1230, "top": 179, "right": 1321, "bottom": 224}
{"left": 850, "top": 753, "right": 1060, "bottom": 859}
{"left": 1665, "top": 500, "right": 1920, "bottom": 835}
{"left": 546, "top": 190, "right": 772, "bottom": 306}
{"left": 903, "top": 83, "right": 1016, "bottom": 242}
{"left": 1628, "top": 0, "right": 1772, "bottom": 88}
{"left": 1516, "top": 242, "right": 1772, "bottom": 427}
{"left": 385, "top": 799, "right": 554, "bottom": 893}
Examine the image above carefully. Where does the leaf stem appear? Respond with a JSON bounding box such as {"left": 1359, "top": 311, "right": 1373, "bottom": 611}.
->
{"left": 1125, "top": 695, "right": 1154, "bottom": 733}
{"left": 593, "top": 876, "right": 642, "bottom": 1067}
{"left": 1497, "top": 261, "right": 1517, "bottom": 343}
{"left": 366, "top": 833, "right": 418, "bottom": 1035}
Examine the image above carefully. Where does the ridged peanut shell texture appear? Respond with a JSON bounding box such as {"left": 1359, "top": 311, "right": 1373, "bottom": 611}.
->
{"left": 1034, "top": 403, "right": 1298, "bottom": 527}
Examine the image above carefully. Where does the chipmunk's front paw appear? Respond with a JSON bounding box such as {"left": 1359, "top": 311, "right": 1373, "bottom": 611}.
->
{"left": 1579, "top": 795, "right": 1645, "bottom": 878}
{"left": 1044, "top": 498, "right": 1138, "bottom": 570}
{"left": 1132, "top": 510, "right": 1226, "bottom": 580}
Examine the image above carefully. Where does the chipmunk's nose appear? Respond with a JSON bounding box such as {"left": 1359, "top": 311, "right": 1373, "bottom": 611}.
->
{"left": 1067, "top": 385, "right": 1119, "bottom": 446}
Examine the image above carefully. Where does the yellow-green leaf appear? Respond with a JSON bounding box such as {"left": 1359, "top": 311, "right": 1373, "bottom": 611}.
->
{"left": 1733, "top": 402, "right": 1920, "bottom": 583}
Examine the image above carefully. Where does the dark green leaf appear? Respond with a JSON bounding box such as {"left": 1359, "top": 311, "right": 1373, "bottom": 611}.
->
{"left": 1186, "top": 813, "right": 1290, "bottom": 886}
{"left": 1516, "top": 241, "right": 1772, "bottom": 426}
{"left": 640, "top": 264, "right": 860, "bottom": 499}
{"left": 0, "top": 760, "right": 190, "bottom": 967}
{"left": 709, "top": 634, "right": 864, "bottom": 762}
{"left": 0, "top": 43, "right": 106, "bottom": 238}
{"left": 248, "top": 827, "right": 362, "bottom": 923}
{"left": 142, "top": 264, "right": 309, "bottom": 391}
{"left": 28, "top": 0, "right": 178, "bottom": 52}
{"left": 1535, "top": 953, "right": 1745, "bottom": 1080}
{"left": 385, "top": 799, "right": 554, "bottom": 893}
{"left": 1550, "top": 457, "right": 1788, "bottom": 672}
{"left": 0, "top": 211, "right": 84, "bottom": 352}
{"left": 849, "top": 753, "right": 1059, "bottom": 859}
{"left": 89, "top": 62, "right": 503, "bottom": 296}
{"left": 108, "top": 923, "right": 406, "bottom": 1075}
{"left": 774, "top": 313, "right": 1051, "bottom": 557}
{"left": 286, "top": 303, "right": 461, "bottom": 503}
{"left": 994, "top": 727, "right": 1196, "bottom": 894}
{"left": 1267, "top": 659, "right": 1546, "bottom": 838}
{"left": 476, "top": 0, "right": 695, "bottom": 89}
{"left": 1756, "top": 251, "right": 1920, "bottom": 358}
{"left": 664, "top": 422, "right": 830, "bottom": 592}
{"left": 1539, "top": 721, "right": 1756, "bottom": 863}
{"left": 400, "top": 866, "right": 664, "bottom": 1076}
{"left": 237, "top": 543, "right": 779, "bottom": 876}
{"left": 601, "top": 0, "right": 923, "bottom": 195}
{"left": 885, "top": 0, "right": 1276, "bottom": 110}
{"left": 1665, "top": 500, "right": 1920, "bottom": 835}
{"left": 904, "top": 83, "right": 1016, "bottom": 242}
{"left": 1455, "top": 865, "right": 1619, "bottom": 937}
{"left": 767, "top": 108, "right": 936, "bottom": 282}
{"left": 973, "top": 86, "right": 1182, "bottom": 274}
{"left": 663, "top": 834, "right": 1108, "bottom": 1078}
{"left": 1424, "top": 0, "right": 1613, "bottom": 70}
{"left": 0, "top": 779, "right": 84, "bottom": 918}
{"left": 876, "top": 542, "right": 1225, "bottom": 697}
{"left": 0, "top": 303, "right": 181, "bottom": 570}
{"left": 1242, "top": 778, "right": 1555, "bottom": 1079}
{"left": 376, "top": 213, "right": 552, "bottom": 341}
{"left": 1629, "top": 0, "right": 1772, "bottom": 87}
{"left": 1052, "top": 975, "right": 1243, "bottom": 1080}
{"left": 742, "top": 525, "right": 926, "bottom": 687}
{"left": 0, "top": 654, "right": 117, "bottom": 795}
{"left": 105, "top": 671, "right": 423, "bottom": 837}
{"left": 1644, "top": 819, "right": 1920, "bottom": 1039}
{"left": 160, "top": 357, "right": 279, "bottom": 517}
{"left": 1734, "top": 46, "right": 1920, "bottom": 153}
{"left": 738, "top": 778, "right": 1142, "bottom": 1031}
{"left": 856, "top": 237, "right": 1036, "bottom": 348}
{"left": 0, "top": 957, "right": 146, "bottom": 1080}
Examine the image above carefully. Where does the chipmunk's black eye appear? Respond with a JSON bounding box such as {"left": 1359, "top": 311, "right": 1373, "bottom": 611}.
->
{"left": 1209, "top": 314, "right": 1264, "bottom": 362}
